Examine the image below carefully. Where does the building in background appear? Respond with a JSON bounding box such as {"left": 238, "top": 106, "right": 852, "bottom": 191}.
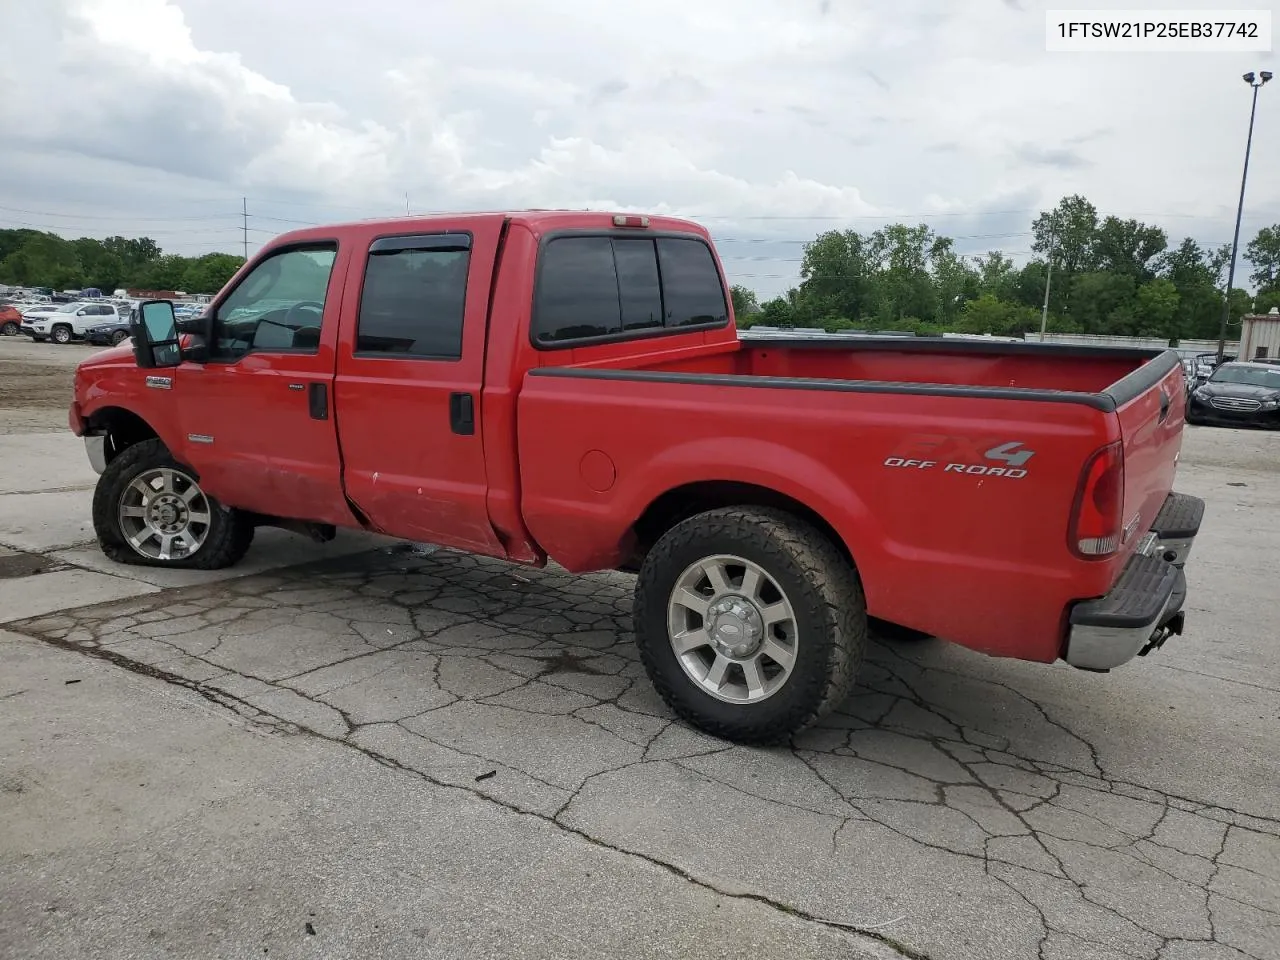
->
{"left": 1239, "top": 308, "right": 1280, "bottom": 362}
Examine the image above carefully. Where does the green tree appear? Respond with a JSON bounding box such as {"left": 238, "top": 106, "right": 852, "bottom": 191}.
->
{"left": 795, "top": 229, "right": 873, "bottom": 324}
{"left": 1245, "top": 225, "right": 1280, "bottom": 291}
{"left": 181, "top": 253, "right": 245, "bottom": 295}
{"left": 1133, "top": 278, "right": 1180, "bottom": 337}
{"left": 974, "top": 251, "right": 1018, "bottom": 302}
{"left": 102, "top": 236, "right": 161, "bottom": 273}
{"left": 1157, "top": 238, "right": 1223, "bottom": 339}
{"left": 867, "top": 223, "right": 937, "bottom": 323}
{"left": 1011, "top": 260, "right": 1049, "bottom": 309}
{"left": 1252, "top": 289, "right": 1280, "bottom": 314}
{"left": 72, "top": 238, "right": 125, "bottom": 291}
{"left": 133, "top": 254, "right": 191, "bottom": 291}
{"left": 1069, "top": 271, "right": 1137, "bottom": 334}
{"left": 955, "top": 294, "right": 1039, "bottom": 336}
{"left": 930, "top": 239, "right": 978, "bottom": 326}
{"left": 2, "top": 233, "right": 84, "bottom": 289}
{"left": 1032, "top": 195, "right": 1100, "bottom": 276}
{"left": 757, "top": 293, "right": 799, "bottom": 327}
{"left": 1093, "top": 216, "right": 1167, "bottom": 280}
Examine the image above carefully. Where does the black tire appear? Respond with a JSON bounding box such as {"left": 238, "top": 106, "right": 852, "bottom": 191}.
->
{"left": 92, "top": 438, "right": 254, "bottom": 569}
{"left": 110, "top": 329, "right": 128, "bottom": 345}
{"left": 1, "top": 320, "right": 17, "bottom": 337}
{"left": 633, "top": 506, "right": 866, "bottom": 745}
{"left": 51, "top": 324, "right": 72, "bottom": 344}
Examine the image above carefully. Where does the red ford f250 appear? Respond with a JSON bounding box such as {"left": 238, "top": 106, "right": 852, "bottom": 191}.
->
{"left": 69, "top": 210, "right": 1205, "bottom": 743}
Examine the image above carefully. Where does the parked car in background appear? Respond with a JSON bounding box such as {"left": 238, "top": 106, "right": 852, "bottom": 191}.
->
{"left": 21, "top": 301, "right": 125, "bottom": 343}
{"left": 84, "top": 308, "right": 134, "bottom": 346}
{"left": 18, "top": 303, "right": 63, "bottom": 326}
{"left": 1186, "top": 361, "right": 1280, "bottom": 428}
{"left": 0, "top": 304, "right": 22, "bottom": 337}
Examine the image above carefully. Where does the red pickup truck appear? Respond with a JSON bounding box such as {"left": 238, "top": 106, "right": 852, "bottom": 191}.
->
{"left": 69, "top": 210, "right": 1204, "bottom": 743}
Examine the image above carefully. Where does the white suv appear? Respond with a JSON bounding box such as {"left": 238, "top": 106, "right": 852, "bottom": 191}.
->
{"left": 23, "top": 302, "right": 125, "bottom": 344}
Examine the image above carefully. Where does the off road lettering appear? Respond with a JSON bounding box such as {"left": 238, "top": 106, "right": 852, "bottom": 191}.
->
{"left": 885, "top": 434, "right": 1036, "bottom": 478}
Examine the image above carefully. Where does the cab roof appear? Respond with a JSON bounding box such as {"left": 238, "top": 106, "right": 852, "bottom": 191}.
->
{"left": 266, "top": 209, "right": 709, "bottom": 248}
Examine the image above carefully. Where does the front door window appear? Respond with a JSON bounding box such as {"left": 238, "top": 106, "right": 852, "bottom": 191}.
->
{"left": 211, "top": 245, "right": 337, "bottom": 361}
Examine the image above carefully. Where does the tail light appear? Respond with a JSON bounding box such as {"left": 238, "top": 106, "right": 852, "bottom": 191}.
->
{"left": 1069, "top": 441, "right": 1125, "bottom": 558}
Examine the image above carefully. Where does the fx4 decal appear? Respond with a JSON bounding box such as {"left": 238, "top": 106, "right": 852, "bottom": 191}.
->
{"left": 883, "top": 434, "right": 1036, "bottom": 479}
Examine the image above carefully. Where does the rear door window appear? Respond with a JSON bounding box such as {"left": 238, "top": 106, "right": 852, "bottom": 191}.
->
{"left": 356, "top": 234, "right": 472, "bottom": 359}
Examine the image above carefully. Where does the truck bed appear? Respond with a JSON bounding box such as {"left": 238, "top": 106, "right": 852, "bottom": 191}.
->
{"left": 577, "top": 336, "right": 1171, "bottom": 406}
{"left": 515, "top": 336, "right": 1186, "bottom": 663}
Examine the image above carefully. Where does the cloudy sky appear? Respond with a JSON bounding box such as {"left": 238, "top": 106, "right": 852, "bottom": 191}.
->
{"left": 1, "top": 0, "right": 1277, "bottom": 296}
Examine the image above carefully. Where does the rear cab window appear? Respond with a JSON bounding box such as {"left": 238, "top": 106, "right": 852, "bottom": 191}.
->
{"left": 531, "top": 232, "right": 729, "bottom": 348}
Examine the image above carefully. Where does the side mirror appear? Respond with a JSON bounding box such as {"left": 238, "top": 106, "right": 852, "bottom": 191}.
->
{"left": 131, "top": 300, "right": 183, "bottom": 369}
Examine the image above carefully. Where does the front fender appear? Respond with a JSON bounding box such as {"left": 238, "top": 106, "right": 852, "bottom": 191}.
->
{"left": 74, "top": 358, "right": 186, "bottom": 467}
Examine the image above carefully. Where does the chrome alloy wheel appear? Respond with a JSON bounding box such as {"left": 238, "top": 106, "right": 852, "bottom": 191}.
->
{"left": 117, "top": 467, "right": 212, "bottom": 561}
{"left": 666, "top": 553, "right": 799, "bottom": 704}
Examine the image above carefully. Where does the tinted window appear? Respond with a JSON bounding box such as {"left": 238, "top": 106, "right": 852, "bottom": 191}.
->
{"left": 356, "top": 245, "right": 470, "bottom": 359}
{"left": 532, "top": 238, "right": 621, "bottom": 344}
{"left": 657, "top": 238, "right": 728, "bottom": 327}
{"left": 613, "top": 238, "right": 663, "bottom": 332}
{"left": 532, "top": 233, "right": 727, "bottom": 346}
{"left": 212, "top": 245, "right": 337, "bottom": 360}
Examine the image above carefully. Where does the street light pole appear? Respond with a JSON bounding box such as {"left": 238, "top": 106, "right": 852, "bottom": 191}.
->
{"left": 1216, "top": 70, "right": 1272, "bottom": 365}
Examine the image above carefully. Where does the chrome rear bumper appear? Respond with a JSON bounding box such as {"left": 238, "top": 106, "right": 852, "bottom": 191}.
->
{"left": 1064, "top": 493, "right": 1203, "bottom": 672}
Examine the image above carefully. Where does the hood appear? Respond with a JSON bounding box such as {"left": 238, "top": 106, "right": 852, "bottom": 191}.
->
{"left": 77, "top": 341, "right": 136, "bottom": 372}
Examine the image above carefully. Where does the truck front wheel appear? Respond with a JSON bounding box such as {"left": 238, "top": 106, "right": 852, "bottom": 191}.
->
{"left": 92, "top": 438, "right": 254, "bottom": 569}
{"left": 633, "top": 506, "right": 866, "bottom": 745}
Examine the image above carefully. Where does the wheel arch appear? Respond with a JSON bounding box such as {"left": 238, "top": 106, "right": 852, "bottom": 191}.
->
{"left": 627, "top": 479, "right": 859, "bottom": 576}
{"left": 83, "top": 406, "right": 162, "bottom": 467}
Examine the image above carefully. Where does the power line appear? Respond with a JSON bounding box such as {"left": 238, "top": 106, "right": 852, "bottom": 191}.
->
{"left": 0, "top": 204, "right": 238, "bottom": 222}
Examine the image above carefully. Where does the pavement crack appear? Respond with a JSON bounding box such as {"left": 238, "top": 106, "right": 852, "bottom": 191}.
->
{"left": 29, "top": 629, "right": 932, "bottom": 959}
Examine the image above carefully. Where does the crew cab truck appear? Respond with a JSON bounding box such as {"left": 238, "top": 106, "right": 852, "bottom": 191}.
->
{"left": 69, "top": 211, "right": 1205, "bottom": 744}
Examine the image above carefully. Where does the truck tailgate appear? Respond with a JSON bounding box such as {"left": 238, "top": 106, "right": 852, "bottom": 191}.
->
{"left": 1113, "top": 352, "right": 1187, "bottom": 550}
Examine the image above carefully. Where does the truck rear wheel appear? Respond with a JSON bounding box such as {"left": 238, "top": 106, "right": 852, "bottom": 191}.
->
{"left": 633, "top": 506, "right": 866, "bottom": 745}
{"left": 92, "top": 438, "right": 254, "bottom": 569}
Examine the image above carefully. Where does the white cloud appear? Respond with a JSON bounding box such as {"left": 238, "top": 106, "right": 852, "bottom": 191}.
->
{"left": 2, "top": 0, "right": 1277, "bottom": 296}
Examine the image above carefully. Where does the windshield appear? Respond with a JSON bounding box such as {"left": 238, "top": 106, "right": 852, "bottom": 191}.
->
{"left": 1210, "top": 365, "right": 1280, "bottom": 388}
{"left": 54, "top": 303, "right": 81, "bottom": 313}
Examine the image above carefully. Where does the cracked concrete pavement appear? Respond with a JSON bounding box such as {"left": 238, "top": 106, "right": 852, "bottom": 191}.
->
{"left": 1, "top": 343, "right": 1277, "bottom": 960}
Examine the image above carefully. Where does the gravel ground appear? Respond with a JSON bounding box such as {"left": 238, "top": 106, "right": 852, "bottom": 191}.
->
{"left": 0, "top": 337, "right": 104, "bottom": 434}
